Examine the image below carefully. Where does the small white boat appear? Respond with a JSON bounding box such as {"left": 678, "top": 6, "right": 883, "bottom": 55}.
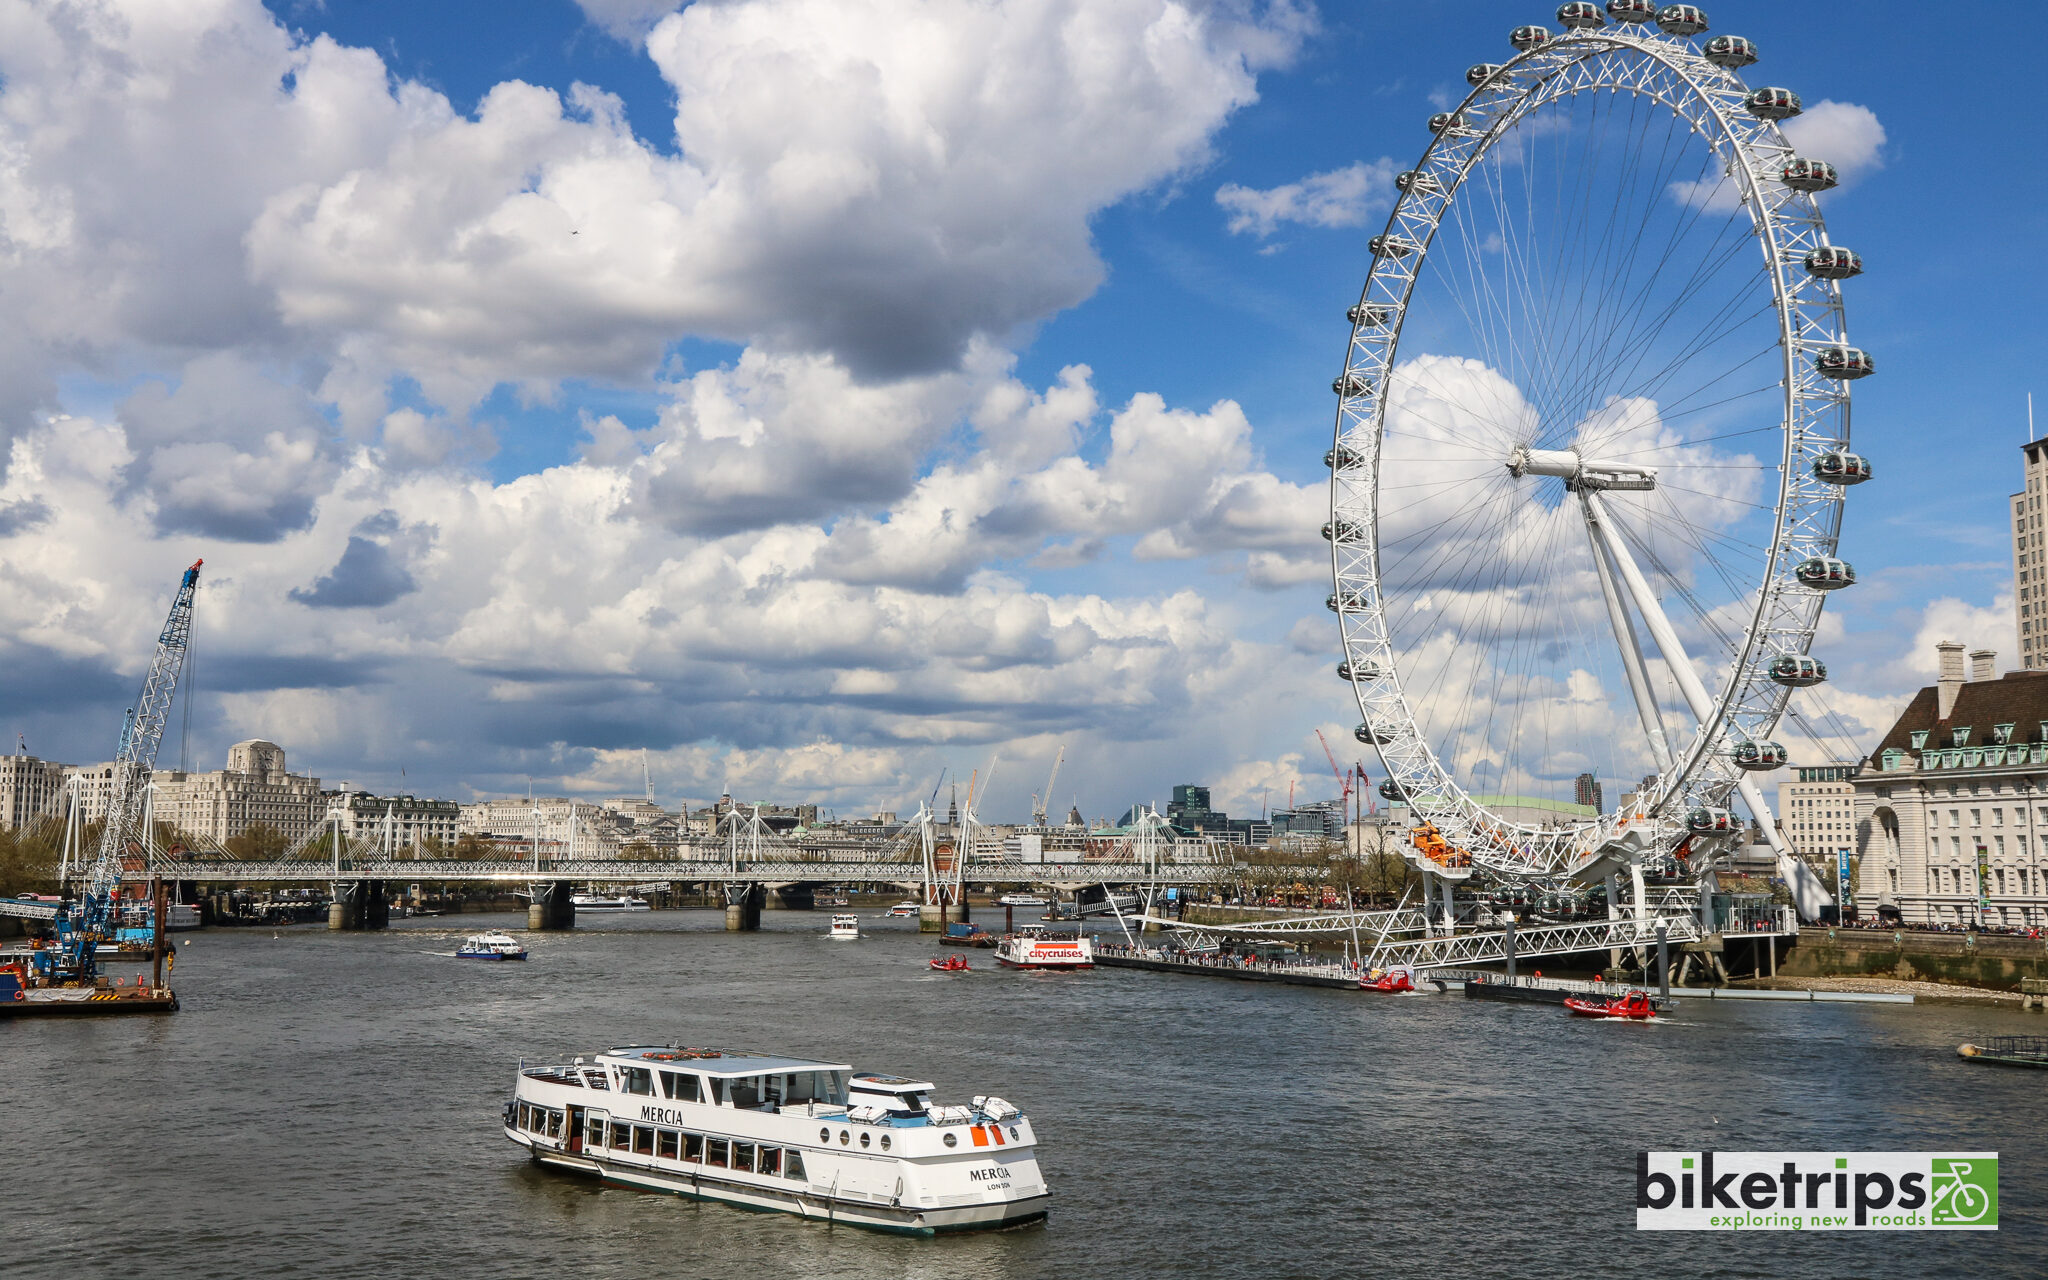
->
{"left": 572, "top": 893, "right": 651, "bottom": 912}
{"left": 997, "top": 893, "right": 1048, "bottom": 908}
{"left": 994, "top": 928, "right": 1094, "bottom": 971}
{"left": 457, "top": 930, "right": 528, "bottom": 961}
{"left": 827, "top": 914, "right": 861, "bottom": 940}
{"left": 882, "top": 901, "right": 920, "bottom": 918}
{"left": 503, "top": 1046, "right": 1049, "bottom": 1235}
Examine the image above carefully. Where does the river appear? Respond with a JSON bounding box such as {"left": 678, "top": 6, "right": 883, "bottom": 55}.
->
{"left": 2, "top": 909, "right": 2038, "bottom": 1278}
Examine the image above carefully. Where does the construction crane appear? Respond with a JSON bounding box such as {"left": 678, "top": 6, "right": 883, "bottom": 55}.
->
{"left": 1314, "top": 728, "right": 1358, "bottom": 854}
{"left": 1031, "top": 744, "right": 1065, "bottom": 827}
{"left": 36, "top": 560, "right": 201, "bottom": 987}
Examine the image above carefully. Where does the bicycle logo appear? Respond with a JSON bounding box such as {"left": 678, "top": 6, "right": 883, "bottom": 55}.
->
{"left": 1930, "top": 1158, "right": 1998, "bottom": 1226}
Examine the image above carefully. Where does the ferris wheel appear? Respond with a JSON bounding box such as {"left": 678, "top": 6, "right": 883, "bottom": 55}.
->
{"left": 1326, "top": 2, "right": 1870, "bottom": 886}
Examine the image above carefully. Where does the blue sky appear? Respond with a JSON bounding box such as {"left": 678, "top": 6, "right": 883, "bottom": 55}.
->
{"left": 1, "top": 0, "right": 2038, "bottom": 823}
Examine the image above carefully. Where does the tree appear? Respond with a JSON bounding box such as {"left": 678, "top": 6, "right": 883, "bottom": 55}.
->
{"left": 454, "top": 833, "right": 496, "bottom": 860}
{"left": 0, "top": 820, "right": 62, "bottom": 897}
{"left": 225, "top": 822, "right": 289, "bottom": 859}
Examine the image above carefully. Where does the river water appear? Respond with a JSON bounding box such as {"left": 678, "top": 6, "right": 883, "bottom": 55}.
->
{"left": 3, "top": 909, "right": 2040, "bottom": 1278}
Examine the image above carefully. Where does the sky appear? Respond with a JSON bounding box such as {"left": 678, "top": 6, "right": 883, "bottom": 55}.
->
{"left": 0, "top": 0, "right": 2041, "bottom": 825}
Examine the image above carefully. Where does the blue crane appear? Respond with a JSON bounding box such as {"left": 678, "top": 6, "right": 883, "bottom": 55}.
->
{"left": 35, "top": 559, "right": 202, "bottom": 986}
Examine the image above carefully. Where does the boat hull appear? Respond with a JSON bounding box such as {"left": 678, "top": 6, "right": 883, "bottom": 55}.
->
{"left": 510, "top": 1128, "right": 1049, "bottom": 1235}
{"left": 993, "top": 957, "right": 1094, "bottom": 971}
{"left": 457, "top": 951, "right": 527, "bottom": 961}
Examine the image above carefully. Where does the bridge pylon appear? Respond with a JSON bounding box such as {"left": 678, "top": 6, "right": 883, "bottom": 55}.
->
{"left": 724, "top": 883, "right": 765, "bottom": 931}
{"left": 528, "top": 881, "right": 575, "bottom": 931}
{"left": 327, "top": 880, "right": 388, "bottom": 931}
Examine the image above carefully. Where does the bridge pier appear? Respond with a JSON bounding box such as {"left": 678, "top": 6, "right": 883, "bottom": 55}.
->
{"left": 725, "top": 883, "right": 765, "bottom": 931}
{"left": 327, "top": 880, "right": 388, "bottom": 931}
{"left": 527, "top": 881, "right": 576, "bottom": 931}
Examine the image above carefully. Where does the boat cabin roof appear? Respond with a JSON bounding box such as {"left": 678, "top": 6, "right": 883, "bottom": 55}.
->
{"left": 852, "top": 1073, "right": 934, "bottom": 1092}
{"left": 598, "top": 1047, "right": 852, "bottom": 1078}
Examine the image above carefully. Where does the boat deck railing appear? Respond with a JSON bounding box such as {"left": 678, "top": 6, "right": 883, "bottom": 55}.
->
{"left": 1981, "top": 1035, "right": 2048, "bottom": 1061}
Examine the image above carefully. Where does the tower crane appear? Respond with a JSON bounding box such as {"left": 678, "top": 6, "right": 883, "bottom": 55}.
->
{"left": 36, "top": 560, "right": 201, "bottom": 987}
{"left": 1032, "top": 744, "right": 1065, "bottom": 828}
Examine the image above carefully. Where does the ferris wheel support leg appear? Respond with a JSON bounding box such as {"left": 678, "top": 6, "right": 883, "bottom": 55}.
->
{"left": 1579, "top": 492, "right": 1674, "bottom": 770}
{"left": 1734, "top": 775, "right": 1830, "bottom": 923}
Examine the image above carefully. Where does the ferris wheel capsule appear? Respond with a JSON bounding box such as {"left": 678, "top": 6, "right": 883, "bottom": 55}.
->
{"left": 1606, "top": 0, "right": 1656, "bottom": 22}
{"left": 1805, "top": 245, "right": 1863, "bottom": 280}
{"left": 1427, "top": 112, "right": 1478, "bottom": 137}
{"left": 1333, "top": 371, "right": 1375, "bottom": 397}
{"left": 1325, "top": 444, "right": 1363, "bottom": 470}
{"left": 1557, "top": 2, "right": 1604, "bottom": 29}
{"left": 1337, "top": 659, "right": 1380, "bottom": 682}
{"left": 1327, "top": 589, "right": 1370, "bottom": 613}
{"left": 1703, "top": 34, "right": 1756, "bottom": 67}
{"left": 1655, "top": 5, "right": 1709, "bottom": 36}
{"left": 1323, "top": 519, "right": 1364, "bottom": 543}
{"left": 1395, "top": 170, "right": 1439, "bottom": 195}
{"left": 1813, "top": 346, "right": 1874, "bottom": 379}
{"left": 1467, "top": 63, "right": 1505, "bottom": 87}
{"left": 1731, "top": 741, "right": 1789, "bottom": 771}
{"left": 1348, "top": 303, "right": 1393, "bottom": 327}
{"left": 1368, "top": 234, "right": 1417, "bottom": 259}
{"left": 1768, "top": 655, "right": 1828, "bottom": 688}
{"left": 1355, "top": 722, "right": 1389, "bottom": 746}
{"left": 1379, "top": 778, "right": 1409, "bottom": 802}
{"left": 1745, "top": 87, "right": 1802, "bottom": 120}
{"left": 1684, "top": 806, "right": 1735, "bottom": 835}
{"left": 1812, "top": 450, "right": 1872, "bottom": 485}
{"left": 1781, "top": 158, "right": 1839, "bottom": 193}
{"left": 1795, "top": 556, "right": 1857, "bottom": 590}
{"left": 1509, "top": 24, "right": 1551, "bottom": 51}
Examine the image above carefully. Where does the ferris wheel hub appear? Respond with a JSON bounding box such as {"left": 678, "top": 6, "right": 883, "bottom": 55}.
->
{"left": 1504, "top": 444, "right": 1657, "bottom": 491}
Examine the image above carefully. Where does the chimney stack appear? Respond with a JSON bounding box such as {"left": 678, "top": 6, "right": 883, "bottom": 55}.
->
{"left": 1970, "top": 649, "right": 1997, "bottom": 682}
{"left": 1937, "top": 640, "right": 1966, "bottom": 719}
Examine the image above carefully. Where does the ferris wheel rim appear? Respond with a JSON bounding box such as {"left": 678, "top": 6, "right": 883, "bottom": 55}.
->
{"left": 1327, "top": 22, "right": 1855, "bottom": 879}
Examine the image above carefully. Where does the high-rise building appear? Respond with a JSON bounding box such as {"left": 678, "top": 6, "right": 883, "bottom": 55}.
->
{"left": 1777, "top": 763, "right": 1858, "bottom": 878}
{"left": 151, "top": 740, "right": 325, "bottom": 846}
{"left": 1166, "top": 783, "right": 1225, "bottom": 832}
{"left": 2015, "top": 435, "right": 2048, "bottom": 668}
{"left": 1573, "top": 772, "right": 1603, "bottom": 812}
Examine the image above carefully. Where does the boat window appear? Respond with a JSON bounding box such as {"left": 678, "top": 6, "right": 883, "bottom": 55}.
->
{"left": 621, "top": 1067, "right": 654, "bottom": 1096}
{"left": 786, "top": 1075, "right": 818, "bottom": 1106}
{"left": 658, "top": 1130, "right": 678, "bottom": 1160}
{"left": 825, "top": 1071, "right": 850, "bottom": 1106}
{"left": 880, "top": 1135, "right": 891, "bottom": 1151}
{"left": 859, "top": 1132, "right": 870, "bottom": 1149}
{"left": 661, "top": 1071, "right": 701, "bottom": 1102}
{"left": 708, "top": 1078, "right": 726, "bottom": 1106}
{"left": 516, "top": 1103, "right": 530, "bottom": 1130}
{"left": 706, "top": 1138, "right": 729, "bottom": 1168}
{"left": 729, "top": 1077, "right": 763, "bottom": 1109}
{"left": 759, "top": 1147, "right": 783, "bottom": 1176}
{"left": 685, "top": 1134, "right": 704, "bottom": 1162}
{"left": 733, "top": 1141, "right": 756, "bottom": 1172}
{"left": 784, "top": 1151, "right": 806, "bottom": 1181}
{"left": 587, "top": 1118, "right": 605, "bottom": 1146}
{"left": 611, "top": 1123, "right": 631, "bottom": 1151}
{"left": 548, "top": 1111, "right": 563, "bottom": 1138}
{"left": 630, "top": 1125, "right": 651, "bottom": 1155}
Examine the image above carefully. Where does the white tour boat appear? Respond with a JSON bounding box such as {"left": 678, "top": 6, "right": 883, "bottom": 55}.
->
{"left": 882, "top": 901, "right": 920, "bottom": 918}
{"left": 572, "top": 893, "right": 651, "bottom": 912}
{"left": 828, "top": 914, "right": 861, "bottom": 940}
{"left": 503, "top": 1047, "right": 1049, "bottom": 1235}
{"left": 996, "top": 893, "right": 1048, "bottom": 908}
{"left": 994, "top": 928, "right": 1094, "bottom": 971}
{"left": 457, "top": 930, "right": 528, "bottom": 961}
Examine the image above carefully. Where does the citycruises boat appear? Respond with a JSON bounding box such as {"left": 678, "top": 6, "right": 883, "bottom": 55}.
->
{"left": 828, "top": 914, "right": 861, "bottom": 940}
{"left": 996, "top": 893, "right": 1048, "bottom": 908}
{"left": 1358, "top": 967, "right": 1415, "bottom": 994}
{"left": 994, "top": 928, "right": 1094, "bottom": 971}
{"left": 928, "top": 954, "right": 971, "bottom": 972}
{"left": 502, "top": 1047, "right": 1050, "bottom": 1235}
{"left": 883, "top": 901, "right": 921, "bottom": 918}
{"left": 572, "top": 893, "right": 651, "bottom": 912}
{"left": 1564, "top": 990, "right": 1659, "bottom": 1020}
{"left": 457, "top": 930, "right": 528, "bottom": 961}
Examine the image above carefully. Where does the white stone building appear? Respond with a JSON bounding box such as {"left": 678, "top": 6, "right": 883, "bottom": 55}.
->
{"left": 1778, "top": 762, "right": 1858, "bottom": 885}
{"left": 325, "top": 791, "right": 463, "bottom": 854}
{"left": 458, "top": 798, "right": 630, "bottom": 859}
{"left": 1853, "top": 642, "right": 2048, "bottom": 928}
{"left": 0, "top": 752, "right": 70, "bottom": 830}
{"left": 150, "top": 739, "right": 325, "bottom": 847}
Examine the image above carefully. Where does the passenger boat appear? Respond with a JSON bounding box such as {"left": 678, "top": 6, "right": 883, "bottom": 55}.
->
{"left": 928, "top": 954, "right": 971, "bottom": 973}
{"left": 1564, "top": 990, "right": 1659, "bottom": 1020}
{"left": 883, "top": 901, "right": 920, "bottom": 918}
{"left": 572, "top": 893, "right": 651, "bottom": 912}
{"left": 457, "top": 930, "right": 528, "bottom": 961}
{"left": 941, "top": 922, "right": 997, "bottom": 948}
{"left": 996, "top": 893, "right": 1048, "bottom": 908}
{"left": 994, "top": 928, "right": 1094, "bottom": 971}
{"left": 503, "top": 1047, "right": 1050, "bottom": 1235}
{"left": 1358, "top": 967, "right": 1414, "bottom": 993}
{"left": 828, "top": 914, "right": 861, "bottom": 940}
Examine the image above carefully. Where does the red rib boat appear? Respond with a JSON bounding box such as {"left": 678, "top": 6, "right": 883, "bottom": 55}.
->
{"left": 1564, "top": 989, "right": 1658, "bottom": 1020}
{"left": 1359, "top": 968, "right": 1415, "bottom": 993}
{"left": 928, "top": 954, "right": 972, "bottom": 973}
